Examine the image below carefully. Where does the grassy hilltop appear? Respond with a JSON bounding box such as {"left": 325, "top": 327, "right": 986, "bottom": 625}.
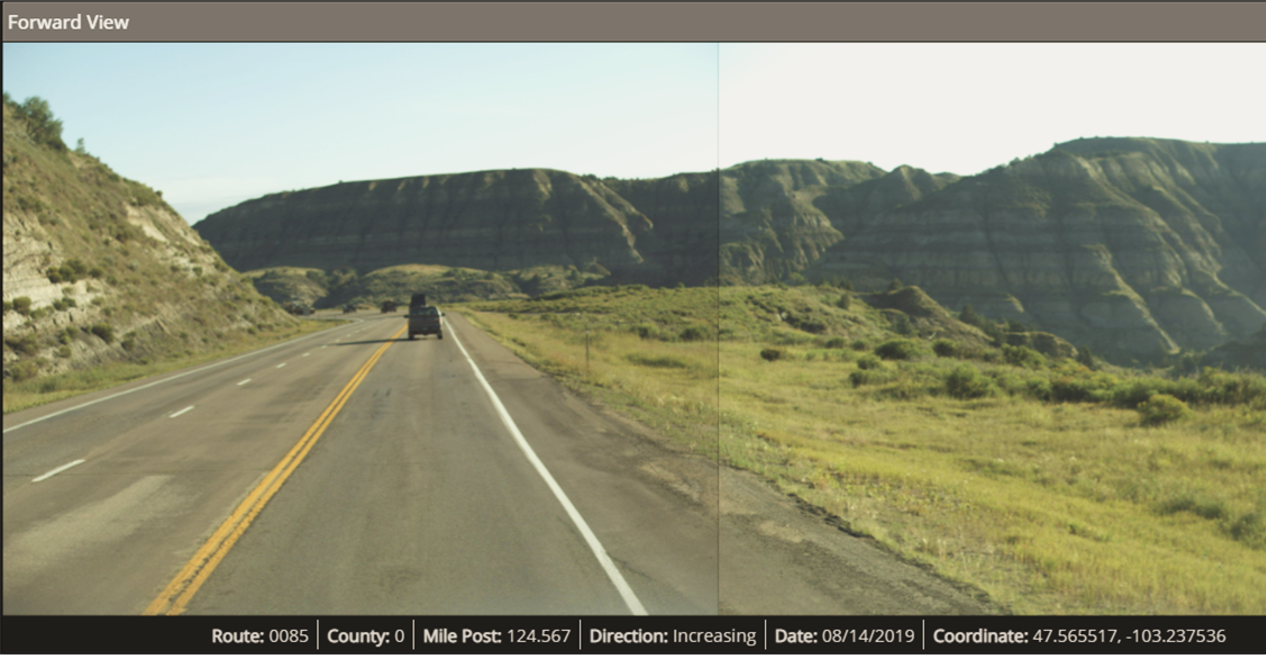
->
{"left": 460, "top": 283, "right": 1266, "bottom": 615}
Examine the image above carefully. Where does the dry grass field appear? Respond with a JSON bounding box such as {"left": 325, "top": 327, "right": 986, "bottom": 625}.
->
{"left": 461, "top": 284, "right": 1266, "bottom": 614}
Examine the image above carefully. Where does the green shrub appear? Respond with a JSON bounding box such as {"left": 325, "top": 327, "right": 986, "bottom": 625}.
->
{"left": 849, "top": 368, "right": 894, "bottom": 387}
{"left": 824, "top": 337, "right": 846, "bottom": 349}
{"left": 1195, "top": 367, "right": 1266, "bottom": 406}
{"left": 1137, "top": 393, "right": 1191, "bottom": 426}
{"left": 5, "top": 334, "right": 40, "bottom": 356}
{"left": 13, "top": 297, "right": 33, "bottom": 316}
{"left": 679, "top": 326, "right": 708, "bottom": 342}
{"left": 959, "top": 304, "right": 983, "bottom": 327}
{"left": 856, "top": 354, "right": 882, "bottom": 370}
{"left": 1112, "top": 377, "right": 1170, "bottom": 408}
{"left": 626, "top": 353, "right": 694, "bottom": 369}
{"left": 876, "top": 339, "right": 921, "bottom": 361}
{"left": 2, "top": 300, "right": 11, "bottom": 314}
{"left": 9, "top": 360, "right": 40, "bottom": 382}
{"left": 1002, "top": 344, "right": 1048, "bottom": 369}
{"left": 90, "top": 323, "right": 115, "bottom": 343}
{"left": 14, "top": 96, "right": 66, "bottom": 150}
{"left": 1026, "top": 377, "right": 1053, "bottom": 401}
{"left": 933, "top": 339, "right": 959, "bottom": 358}
{"left": 57, "top": 345, "right": 72, "bottom": 358}
{"left": 631, "top": 323, "right": 658, "bottom": 339}
{"left": 852, "top": 339, "right": 868, "bottom": 352}
{"left": 1229, "top": 508, "right": 1265, "bottom": 550}
{"left": 1051, "top": 367, "right": 1119, "bottom": 403}
{"left": 760, "top": 348, "right": 784, "bottom": 362}
{"left": 836, "top": 294, "right": 851, "bottom": 310}
{"left": 888, "top": 312, "right": 915, "bottom": 336}
{"left": 1159, "top": 489, "right": 1229, "bottom": 520}
{"left": 945, "top": 364, "right": 998, "bottom": 399}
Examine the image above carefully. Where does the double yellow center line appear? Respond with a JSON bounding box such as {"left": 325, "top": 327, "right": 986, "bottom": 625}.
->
{"left": 144, "top": 324, "right": 405, "bottom": 615}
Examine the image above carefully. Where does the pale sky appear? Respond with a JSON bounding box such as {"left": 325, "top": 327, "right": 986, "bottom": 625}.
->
{"left": 4, "top": 42, "right": 1263, "bottom": 225}
{"left": 2, "top": 43, "right": 720, "bottom": 224}
{"left": 720, "top": 43, "right": 1265, "bottom": 176}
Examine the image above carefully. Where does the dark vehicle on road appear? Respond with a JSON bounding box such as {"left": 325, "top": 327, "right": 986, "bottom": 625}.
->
{"left": 406, "top": 293, "right": 443, "bottom": 339}
{"left": 381, "top": 300, "right": 398, "bottom": 313}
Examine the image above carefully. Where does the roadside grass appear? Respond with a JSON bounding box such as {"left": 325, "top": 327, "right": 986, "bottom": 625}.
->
{"left": 721, "top": 340, "right": 1265, "bottom": 614}
{"left": 3, "top": 318, "right": 338, "bottom": 414}
{"left": 459, "top": 294, "right": 720, "bottom": 458}
{"left": 459, "top": 285, "right": 1266, "bottom": 614}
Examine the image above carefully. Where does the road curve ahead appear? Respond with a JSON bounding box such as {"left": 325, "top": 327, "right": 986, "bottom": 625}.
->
{"left": 3, "top": 313, "right": 719, "bottom": 615}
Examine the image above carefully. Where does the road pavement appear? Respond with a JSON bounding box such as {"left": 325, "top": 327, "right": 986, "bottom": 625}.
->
{"left": 4, "top": 311, "right": 990, "bottom": 616}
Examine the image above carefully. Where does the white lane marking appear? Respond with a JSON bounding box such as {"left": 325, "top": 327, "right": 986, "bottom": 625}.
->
{"left": 169, "top": 406, "right": 195, "bottom": 418}
{"left": 237, "top": 379, "right": 252, "bottom": 386}
{"left": 302, "top": 353, "right": 310, "bottom": 357}
{"left": 3, "top": 321, "right": 362, "bottom": 434}
{"left": 33, "top": 459, "right": 86, "bottom": 483}
{"left": 321, "top": 345, "right": 328, "bottom": 349}
{"left": 446, "top": 318, "right": 648, "bottom": 616}
{"left": 276, "top": 363, "right": 287, "bottom": 369}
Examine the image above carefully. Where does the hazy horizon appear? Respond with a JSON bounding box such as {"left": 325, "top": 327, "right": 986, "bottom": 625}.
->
{"left": 5, "top": 42, "right": 1263, "bottom": 225}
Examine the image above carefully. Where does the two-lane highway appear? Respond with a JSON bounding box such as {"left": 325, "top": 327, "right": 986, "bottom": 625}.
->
{"left": 3, "top": 313, "right": 719, "bottom": 615}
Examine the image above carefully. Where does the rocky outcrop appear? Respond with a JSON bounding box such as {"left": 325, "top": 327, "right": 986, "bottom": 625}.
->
{"left": 196, "top": 168, "right": 720, "bottom": 287}
{"left": 805, "top": 139, "right": 1266, "bottom": 361}
{"left": 2, "top": 99, "right": 296, "bottom": 382}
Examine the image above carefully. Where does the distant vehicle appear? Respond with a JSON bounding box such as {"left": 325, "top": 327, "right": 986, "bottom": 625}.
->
{"left": 381, "top": 300, "right": 398, "bottom": 313}
{"left": 343, "top": 304, "right": 357, "bottom": 314}
{"left": 406, "top": 294, "right": 443, "bottom": 340}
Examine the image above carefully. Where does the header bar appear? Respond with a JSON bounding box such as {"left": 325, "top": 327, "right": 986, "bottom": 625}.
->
{"left": 5, "top": 2, "right": 1264, "bottom": 42}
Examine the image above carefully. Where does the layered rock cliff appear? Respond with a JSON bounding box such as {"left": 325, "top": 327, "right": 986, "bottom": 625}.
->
{"left": 196, "top": 169, "right": 720, "bottom": 287}
{"left": 191, "top": 137, "right": 1262, "bottom": 363}
{"left": 806, "top": 138, "right": 1266, "bottom": 360}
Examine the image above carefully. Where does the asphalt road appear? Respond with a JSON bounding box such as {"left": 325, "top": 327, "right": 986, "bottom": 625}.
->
{"left": 4, "top": 311, "right": 989, "bottom": 616}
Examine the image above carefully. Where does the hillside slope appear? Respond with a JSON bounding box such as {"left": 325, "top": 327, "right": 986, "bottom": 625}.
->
{"left": 718, "top": 159, "right": 959, "bottom": 284}
{"left": 195, "top": 168, "right": 720, "bottom": 288}
{"left": 2, "top": 97, "right": 298, "bottom": 386}
{"left": 807, "top": 138, "right": 1266, "bottom": 360}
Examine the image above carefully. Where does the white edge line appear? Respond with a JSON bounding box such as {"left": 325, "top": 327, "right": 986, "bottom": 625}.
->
{"left": 3, "top": 319, "right": 361, "bottom": 434}
{"left": 237, "top": 379, "right": 252, "bottom": 386}
{"left": 447, "top": 318, "right": 648, "bottom": 616}
{"left": 169, "top": 405, "right": 194, "bottom": 418}
{"left": 276, "top": 363, "right": 287, "bottom": 369}
{"left": 33, "top": 459, "right": 86, "bottom": 482}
